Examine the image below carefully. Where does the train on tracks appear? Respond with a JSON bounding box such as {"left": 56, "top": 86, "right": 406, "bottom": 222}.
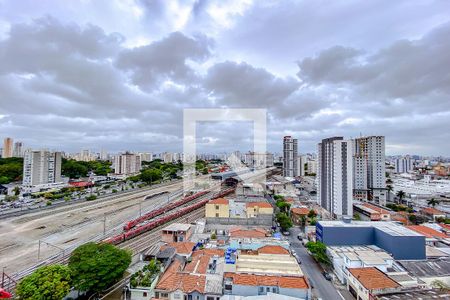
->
{"left": 104, "top": 187, "right": 235, "bottom": 245}
{"left": 123, "top": 190, "right": 210, "bottom": 231}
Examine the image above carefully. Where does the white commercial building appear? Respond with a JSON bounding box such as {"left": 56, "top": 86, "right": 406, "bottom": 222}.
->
{"left": 318, "top": 137, "right": 353, "bottom": 218}
{"left": 353, "top": 136, "right": 387, "bottom": 205}
{"left": 395, "top": 156, "right": 412, "bottom": 173}
{"left": 283, "top": 136, "right": 298, "bottom": 177}
{"left": 114, "top": 152, "right": 141, "bottom": 175}
{"left": 22, "top": 150, "right": 63, "bottom": 189}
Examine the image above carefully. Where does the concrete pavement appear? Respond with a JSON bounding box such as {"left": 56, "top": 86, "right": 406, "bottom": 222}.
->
{"left": 288, "top": 227, "right": 344, "bottom": 300}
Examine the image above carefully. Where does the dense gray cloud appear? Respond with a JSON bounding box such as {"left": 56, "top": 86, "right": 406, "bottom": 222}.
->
{"left": 0, "top": 1, "right": 449, "bottom": 156}
{"left": 117, "top": 32, "right": 213, "bottom": 91}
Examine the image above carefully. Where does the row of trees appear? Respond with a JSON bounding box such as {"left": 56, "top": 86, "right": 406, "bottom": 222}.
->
{"left": 62, "top": 159, "right": 112, "bottom": 178}
{"left": 16, "top": 242, "right": 131, "bottom": 299}
{"left": 0, "top": 157, "right": 23, "bottom": 184}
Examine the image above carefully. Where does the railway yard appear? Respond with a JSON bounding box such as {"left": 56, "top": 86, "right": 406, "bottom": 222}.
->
{"left": 0, "top": 168, "right": 272, "bottom": 290}
{"left": 0, "top": 180, "right": 199, "bottom": 277}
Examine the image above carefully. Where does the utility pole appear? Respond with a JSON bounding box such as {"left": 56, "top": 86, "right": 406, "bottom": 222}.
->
{"left": 103, "top": 214, "right": 107, "bottom": 235}
{"left": 38, "top": 240, "right": 65, "bottom": 261}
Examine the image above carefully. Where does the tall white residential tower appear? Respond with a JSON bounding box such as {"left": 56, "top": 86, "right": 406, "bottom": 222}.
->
{"left": 318, "top": 137, "right": 353, "bottom": 218}
{"left": 353, "top": 136, "right": 387, "bottom": 205}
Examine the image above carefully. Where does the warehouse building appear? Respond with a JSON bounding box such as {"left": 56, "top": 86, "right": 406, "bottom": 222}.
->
{"left": 316, "top": 220, "right": 426, "bottom": 260}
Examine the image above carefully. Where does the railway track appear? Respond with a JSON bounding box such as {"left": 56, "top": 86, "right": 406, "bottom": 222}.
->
{"left": 9, "top": 188, "right": 215, "bottom": 282}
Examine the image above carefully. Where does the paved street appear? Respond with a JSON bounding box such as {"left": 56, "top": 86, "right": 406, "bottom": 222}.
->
{"left": 288, "top": 227, "right": 345, "bottom": 300}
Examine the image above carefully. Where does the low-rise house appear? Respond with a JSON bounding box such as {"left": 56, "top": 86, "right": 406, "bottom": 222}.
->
{"left": 229, "top": 228, "right": 268, "bottom": 239}
{"left": 421, "top": 207, "right": 446, "bottom": 221}
{"left": 161, "top": 223, "right": 192, "bottom": 243}
{"left": 154, "top": 249, "right": 225, "bottom": 300}
{"left": 353, "top": 203, "right": 391, "bottom": 221}
{"left": 223, "top": 273, "right": 310, "bottom": 299}
{"left": 347, "top": 267, "right": 401, "bottom": 300}
{"left": 246, "top": 202, "right": 273, "bottom": 218}
{"left": 290, "top": 207, "right": 310, "bottom": 225}
{"left": 206, "top": 198, "right": 230, "bottom": 218}
{"left": 160, "top": 242, "right": 196, "bottom": 258}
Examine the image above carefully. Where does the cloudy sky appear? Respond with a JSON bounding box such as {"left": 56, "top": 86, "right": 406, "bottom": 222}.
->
{"left": 0, "top": 0, "right": 449, "bottom": 156}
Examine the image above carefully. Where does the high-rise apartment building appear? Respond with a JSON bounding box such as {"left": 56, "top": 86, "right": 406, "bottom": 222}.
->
{"left": 283, "top": 136, "right": 298, "bottom": 177}
{"left": 353, "top": 136, "right": 387, "bottom": 204}
{"left": 139, "top": 152, "right": 153, "bottom": 162}
{"left": 317, "top": 137, "right": 353, "bottom": 218}
{"left": 23, "top": 150, "right": 62, "bottom": 187}
{"left": 395, "top": 156, "right": 412, "bottom": 174}
{"left": 13, "top": 141, "right": 23, "bottom": 157}
{"left": 114, "top": 152, "right": 141, "bottom": 175}
{"left": 297, "top": 155, "right": 307, "bottom": 176}
{"left": 2, "top": 137, "right": 13, "bottom": 158}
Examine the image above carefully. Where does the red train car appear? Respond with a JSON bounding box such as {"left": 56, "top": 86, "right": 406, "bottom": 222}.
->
{"left": 123, "top": 190, "right": 209, "bottom": 231}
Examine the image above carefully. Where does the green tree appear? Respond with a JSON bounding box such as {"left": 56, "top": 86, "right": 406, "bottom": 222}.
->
{"left": 307, "top": 209, "right": 317, "bottom": 219}
{"left": 354, "top": 213, "right": 361, "bottom": 221}
{"left": 276, "top": 212, "right": 293, "bottom": 231}
{"left": 140, "top": 169, "right": 162, "bottom": 184}
{"left": 427, "top": 198, "right": 440, "bottom": 207}
{"left": 276, "top": 200, "right": 291, "bottom": 214}
{"left": 396, "top": 190, "right": 406, "bottom": 204}
{"left": 305, "top": 241, "right": 330, "bottom": 264}
{"left": 69, "top": 242, "right": 131, "bottom": 293}
{"left": 16, "top": 265, "right": 71, "bottom": 300}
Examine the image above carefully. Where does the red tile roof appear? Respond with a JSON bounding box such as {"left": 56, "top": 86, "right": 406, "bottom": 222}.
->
{"left": 291, "top": 207, "right": 310, "bottom": 215}
{"left": 157, "top": 248, "right": 225, "bottom": 293}
{"left": 208, "top": 198, "right": 228, "bottom": 205}
{"left": 422, "top": 207, "right": 445, "bottom": 216}
{"left": 229, "top": 227, "right": 267, "bottom": 238}
{"left": 246, "top": 202, "right": 272, "bottom": 209}
{"left": 348, "top": 267, "right": 400, "bottom": 290}
{"left": 406, "top": 225, "right": 447, "bottom": 238}
{"left": 258, "top": 245, "right": 290, "bottom": 255}
{"left": 160, "top": 242, "right": 196, "bottom": 255}
{"left": 225, "top": 273, "right": 308, "bottom": 289}
{"left": 361, "top": 203, "right": 390, "bottom": 214}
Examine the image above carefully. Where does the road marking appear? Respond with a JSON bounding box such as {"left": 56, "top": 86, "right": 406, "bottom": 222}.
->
{"left": 337, "top": 290, "right": 346, "bottom": 300}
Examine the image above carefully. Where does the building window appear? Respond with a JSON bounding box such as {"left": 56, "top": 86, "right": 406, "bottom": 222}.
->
{"left": 258, "top": 287, "right": 264, "bottom": 293}
{"left": 143, "top": 292, "right": 148, "bottom": 297}
{"left": 215, "top": 205, "right": 219, "bottom": 210}
{"left": 216, "top": 213, "right": 219, "bottom": 217}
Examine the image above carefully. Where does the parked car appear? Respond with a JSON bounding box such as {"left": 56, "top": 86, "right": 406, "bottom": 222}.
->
{"left": 282, "top": 231, "right": 290, "bottom": 236}
{"left": 322, "top": 272, "right": 332, "bottom": 281}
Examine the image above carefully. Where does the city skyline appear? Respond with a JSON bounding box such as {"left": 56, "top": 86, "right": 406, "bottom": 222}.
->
{"left": 0, "top": 1, "right": 449, "bottom": 155}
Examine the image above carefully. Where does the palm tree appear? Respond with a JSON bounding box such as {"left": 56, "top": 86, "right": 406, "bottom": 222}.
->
{"left": 427, "top": 198, "right": 440, "bottom": 207}
{"left": 386, "top": 178, "right": 393, "bottom": 185}
{"left": 386, "top": 185, "right": 393, "bottom": 203}
{"left": 396, "top": 190, "right": 406, "bottom": 204}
